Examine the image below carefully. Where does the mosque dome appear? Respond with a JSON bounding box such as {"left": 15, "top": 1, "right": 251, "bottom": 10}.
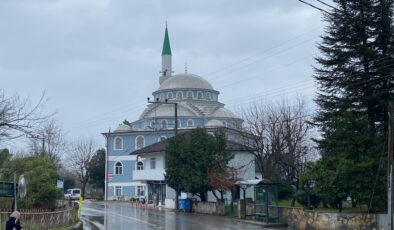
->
{"left": 114, "top": 123, "right": 132, "bottom": 132}
{"left": 158, "top": 73, "right": 215, "bottom": 91}
{"left": 211, "top": 107, "right": 238, "bottom": 119}
{"left": 204, "top": 119, "right": 226, "bottom": 128}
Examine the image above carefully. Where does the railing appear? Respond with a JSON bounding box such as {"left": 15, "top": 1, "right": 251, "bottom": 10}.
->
{"left": 0, "top": 206, "right": 78, "bottom": 230}
{"left": 132, "top": 169, "right": 165, "bottom": 181}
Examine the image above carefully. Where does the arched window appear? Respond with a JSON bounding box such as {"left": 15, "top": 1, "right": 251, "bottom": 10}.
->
{"left": 177, "top": 119, "right": 181, "bottom": 128}
{"left": 177, "top": 91, "right": 183, "bottom": 99}
{"left": 114, "top": 137, "right": 123, "bottom": 150}
{"left": 222, "top": 121, "right": 227, "bottom": 127}
{"left": 161, "top": 120, "right": 167, "bottom": 129}
{"left": 167, "top": 92, "right": 173, "bottom": 99}
{"left": 206, "top": 92, "right": 211, "bottom": 100}
{"left": 187, "top": 91, "right": 193, "bottom": 99}
{"left": 135, "top": 135, "right": 145, "bottom": 150}
{"left": 137, "top": 161, "right": 144, "bottom": 170}
{"left": 158, "top": 136, "right": 167, "bottom": 141}
{"left": 187, "top": 119, "right": 194, "bottom": 128}
{"left": 197, "top": 91, "right": 203, "bottom": 99}
{"left": 160, "top": 93, "right": 165, "bottom": 101}
{"left": 150, "top": 120, "right": 155, "bottom": 129}
{"left": 115, "top": 162, "right": 123, "bottom": 175}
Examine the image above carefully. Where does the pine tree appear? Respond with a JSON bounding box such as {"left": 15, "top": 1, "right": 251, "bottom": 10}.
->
{"left": 312, "top": 0, "right": 394, "bottom": 211}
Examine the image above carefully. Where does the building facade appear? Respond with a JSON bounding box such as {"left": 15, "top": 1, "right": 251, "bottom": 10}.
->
{"left": 103, "top": 26, "right": 255, "bottom": 206}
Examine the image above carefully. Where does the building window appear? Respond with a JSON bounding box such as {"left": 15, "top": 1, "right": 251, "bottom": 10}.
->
{"left": 115, "top": 186, "right": 122, "bottom": 196}
{"left": 137, "top": 186, "right": 145, "bottom": 196}
{"left": 167, "top": 92, "right": 173, "bottom": 99}
{"left": 160, "top": 93, "right": 165, "bottom": 101}
{"left": 115, "top": 162, "right": 123, "bottom": 175}
{"left": 187, "top": 91, "right": 193, "bottom": 98}
{"left": 150, "top": 158, "right": 156, "bottom": 169}
{"left": 177, "top": 119, "right": 181, "bottom": 128}
{"left": 206, "top": 92, "right": 211, "bottom": 100}
{"left": 150, "top": 120, "right": 155, "bottom": 129}
{"left": 158, "top": 136, "right": 167, "bottom": 141}
{"left": 114, "top": 137, "right": 123, "bottom": 150}
{"left": 187, "top": 119, "right": 194, "bottom": 127}
{"left": 197, "top": 91, "right": 203, "bottom": 99}
{"left": 137, "top": 161, "right": 144, "bottom": 170}
{"left": 135, "top": 135, "right": 145, "bottom": 150}
{"left": 222, "top": 121, "right": 227, "bottom": 127}
{"left": 161, "top": 120, "right": 167, "bottom": 129}
{"left": 177, "top": 91, "right": 182, "bottom": 99}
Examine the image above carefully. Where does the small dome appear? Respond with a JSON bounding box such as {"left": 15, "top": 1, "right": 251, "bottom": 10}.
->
{"left": 204, "top": 119, "right": 225, "bottom": 128}
{"left": 211, "top": 107, "right": 238, "bottom": 119}
{"left": 114, "top": 124, "right": 132, "bottom": 132}
{"left": 158, "top": 73, "right": 214, "bottom": 91}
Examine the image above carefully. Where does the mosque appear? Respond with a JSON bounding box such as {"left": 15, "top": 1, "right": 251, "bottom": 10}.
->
{"left": 103, "top": 26, "right": 255, "bottom": 208}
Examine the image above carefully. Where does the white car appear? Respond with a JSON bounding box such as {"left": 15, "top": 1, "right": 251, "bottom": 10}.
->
{"left": 64, "top": 188, "right": 81, "bottom": 200}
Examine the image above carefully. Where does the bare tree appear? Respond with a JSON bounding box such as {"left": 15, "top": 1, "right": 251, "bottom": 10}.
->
{"left": 67, "top": 138, "right": 97, "bottom": 198}
{"left": 29, "top": 119, "right": 66, "bottom": 166}
{"left": 0, "top": 90, "right": 50, "bottom": 141}
{"left": 240, "top": 96, "right": 314, "bottom": 205}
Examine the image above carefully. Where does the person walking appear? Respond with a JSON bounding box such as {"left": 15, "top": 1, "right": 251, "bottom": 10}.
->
{"left": 6, "top": 211, "right": 23, "bottom": 230}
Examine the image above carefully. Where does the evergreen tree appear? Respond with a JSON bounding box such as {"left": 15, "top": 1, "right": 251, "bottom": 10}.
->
{"left": 312, "top": 0, "right": 394, "bottom": 211}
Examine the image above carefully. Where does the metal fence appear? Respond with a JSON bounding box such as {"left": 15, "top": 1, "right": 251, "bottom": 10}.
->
{"left": 0, "top": 206, "right": 78, "bottom": 230}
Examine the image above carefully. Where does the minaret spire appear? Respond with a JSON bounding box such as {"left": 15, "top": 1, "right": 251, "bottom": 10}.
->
{"left": 160, "top": 23, "right": 172, "bottom": 84}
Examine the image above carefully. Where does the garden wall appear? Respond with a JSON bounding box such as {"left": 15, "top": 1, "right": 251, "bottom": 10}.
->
{"left": 192, "top": 201, "right": 225, "bottom": 215}
{"left": 279, "top": 207, "right": 380, "bottom": 230}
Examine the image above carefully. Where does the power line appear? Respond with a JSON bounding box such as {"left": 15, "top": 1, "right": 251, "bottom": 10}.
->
{"left": 297, "top": 0, "right": 331, "bottom": 14}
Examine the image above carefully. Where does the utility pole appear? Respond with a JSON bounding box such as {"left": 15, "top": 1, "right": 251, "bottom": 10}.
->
{"left": 388, "top": 101, "right": 394, "bottom": 230}
{"left": 147, "top": 97, "right": 178, "bottom": 210}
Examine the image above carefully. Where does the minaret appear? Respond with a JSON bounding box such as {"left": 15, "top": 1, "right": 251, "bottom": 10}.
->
{"left": 159, "top": 24, "right": 172, "bottom": 84}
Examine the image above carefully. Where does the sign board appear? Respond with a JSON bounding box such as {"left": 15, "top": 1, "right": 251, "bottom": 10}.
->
{"left": 57, "top": 179, "right": 64, "bottom": 189}
{"left": 0, "top": 182, "right": 14, "bottom": 197}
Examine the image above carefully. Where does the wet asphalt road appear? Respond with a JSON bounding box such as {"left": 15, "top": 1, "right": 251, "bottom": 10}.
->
{"left": 81, "top": 200, "right": 285, "bottom": 230}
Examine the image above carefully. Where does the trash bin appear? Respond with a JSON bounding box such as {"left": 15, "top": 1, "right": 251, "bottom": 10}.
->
{"left": 185, "top": 198, "right": 192, "bottom": 212}
{"left": 178, "top": 199, "right": 186, "bottom": 211}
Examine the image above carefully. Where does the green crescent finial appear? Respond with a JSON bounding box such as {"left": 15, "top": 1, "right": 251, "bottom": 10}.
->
{"left": 162, "top": 23, "right": 172, "bottom": 55}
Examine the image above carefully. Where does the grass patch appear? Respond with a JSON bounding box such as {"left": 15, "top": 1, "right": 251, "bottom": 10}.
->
{"left": 277, "top": 199, "right": 302, "bottom": 208}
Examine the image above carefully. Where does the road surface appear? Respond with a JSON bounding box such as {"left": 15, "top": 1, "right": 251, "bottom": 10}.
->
{"left": 81, "top": 200, "right": 286, "bottom": 230}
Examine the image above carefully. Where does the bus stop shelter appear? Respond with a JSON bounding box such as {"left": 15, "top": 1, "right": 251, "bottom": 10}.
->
{"left": 236, "top": 179, "right": 279, "bottom": 223}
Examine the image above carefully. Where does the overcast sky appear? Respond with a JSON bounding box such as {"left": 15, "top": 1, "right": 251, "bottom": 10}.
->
{"left": 1, "top": 0, "right": 329, "bottom": 151}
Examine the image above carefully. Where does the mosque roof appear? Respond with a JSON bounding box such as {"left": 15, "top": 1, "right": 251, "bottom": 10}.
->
{"left": 157, "top": 73, "right": 215, "bottom": 91}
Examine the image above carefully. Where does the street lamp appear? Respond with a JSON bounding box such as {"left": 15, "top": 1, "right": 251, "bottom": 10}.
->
{"left": 240, "top": 184, "right": 248, "bottom": 219}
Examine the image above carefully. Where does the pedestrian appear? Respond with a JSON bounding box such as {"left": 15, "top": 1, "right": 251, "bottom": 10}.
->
{"left": 6, "top": 211, "right": 23, "bottom": 230}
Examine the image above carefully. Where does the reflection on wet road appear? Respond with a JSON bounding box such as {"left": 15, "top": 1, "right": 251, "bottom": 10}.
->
{"left": 81, "top": 200, "right": 283, "bottom": 230}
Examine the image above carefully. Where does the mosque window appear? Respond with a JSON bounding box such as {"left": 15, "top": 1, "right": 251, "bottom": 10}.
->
{"left": 135, "top": 135, "right": 145, "bottom": 150}
{"left": 150, "top": 120, "right": 155, "bottom": 129}
{"left": 114, "top": 137, "right": 123, "bottom": 150}
{"left": 197, "top": 91, "right": 203, "bottom": 99}
{"left": 206, "top": 92, "right": 211, "bottom": 100}
{"left": 177, "top": 119, "right": 181, "bottom": 128}
{"left": 115, "top": 162, "right": 123, "bottom": 175}
{"left": 158, "top": 136, "right": 167, "bottom": 141}
{"left": 137, "top": 161, "right": 144, "bottom": 170}
{"left": 161, "top": 120, "right": 167, "bottom": 129}
{"left": 177, "top": 91, "right": 183, "bottom": 99}
{"left": 222, "top": 121, "right": 227, "bottom": 127}
{"left": 167, "top": 92, "right": 173, "bottom": 99}
{"left": 187, "top": 119, "right": 194, "bottom": 128}
{"left": 187, "top": 91, "right": 193, "bottom": 99}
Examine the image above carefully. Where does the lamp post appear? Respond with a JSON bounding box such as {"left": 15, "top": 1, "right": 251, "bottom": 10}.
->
{"left": 240, "top": 184, "right": 248, "bottom": 219}
{"left": 147, "top": 97, "right": 178, "bottom": 210}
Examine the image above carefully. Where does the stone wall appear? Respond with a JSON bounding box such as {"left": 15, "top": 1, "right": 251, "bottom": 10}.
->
{"left": 280, "top": 207, "right": 379, "bottom": 230}
{"left": 192, "top": 201, "right": 225, "bottom": 215}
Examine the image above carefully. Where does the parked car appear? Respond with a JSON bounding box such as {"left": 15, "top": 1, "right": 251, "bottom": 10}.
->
{"left": 64, "top": 188, "right": 81, "bottom": 200}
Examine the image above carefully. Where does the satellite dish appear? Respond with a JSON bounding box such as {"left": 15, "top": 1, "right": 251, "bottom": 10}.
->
{"left": 18, "top": 175, "right": 27, "bottom": 198}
